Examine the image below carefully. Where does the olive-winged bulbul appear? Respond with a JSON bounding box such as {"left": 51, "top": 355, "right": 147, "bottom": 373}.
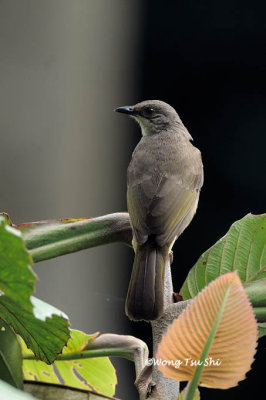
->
{"left": 116, "top": 100, "right": 203, "bottom": 321}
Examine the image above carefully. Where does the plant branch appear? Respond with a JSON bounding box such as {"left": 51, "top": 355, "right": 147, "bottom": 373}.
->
{"left": 23, "top": 333, "right": 148, "bottom": 380}
{"left": 16, "top": 213, "right": 132, "bottom": 263}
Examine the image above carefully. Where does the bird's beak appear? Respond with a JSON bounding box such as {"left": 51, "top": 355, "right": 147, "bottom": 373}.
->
{"left": 115, "top": 106, "right": 134, "bottom": 115}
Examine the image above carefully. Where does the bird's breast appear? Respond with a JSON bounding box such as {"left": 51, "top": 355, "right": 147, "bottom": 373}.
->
{"left": 127, "top": 133, "right": 190, "bottom": 185}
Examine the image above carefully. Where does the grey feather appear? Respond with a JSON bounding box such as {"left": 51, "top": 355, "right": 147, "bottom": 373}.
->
{"left": 116, "top": 100, "right": 203, "bottom": 321}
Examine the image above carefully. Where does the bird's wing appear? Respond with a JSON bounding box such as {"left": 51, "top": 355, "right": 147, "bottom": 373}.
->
{"left": 127, "top": 148, "right": 203, "bottom": 247}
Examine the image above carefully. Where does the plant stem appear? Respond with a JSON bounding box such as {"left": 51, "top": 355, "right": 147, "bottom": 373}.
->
{"left": 18, "top": 213, "right": 132, "bottom": 263}
{"left": 23, "top": 348, "right": 134, "bottom": 362}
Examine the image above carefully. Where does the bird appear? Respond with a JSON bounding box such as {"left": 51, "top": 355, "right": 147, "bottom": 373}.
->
{"left": 115, "top": 100, "right": 203, "bottom": 321}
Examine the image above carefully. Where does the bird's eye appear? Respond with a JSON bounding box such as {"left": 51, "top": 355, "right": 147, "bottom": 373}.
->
{"left": 141, "top": 107, "right": 155, "bottom": 118}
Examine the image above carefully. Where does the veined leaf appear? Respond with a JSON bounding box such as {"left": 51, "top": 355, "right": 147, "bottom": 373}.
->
{"left": 0, "top": 216, "right": 70, "bottom": 363}
{"left": 21, "top": 329, "right": 117, "bottom": 397}
{"left": 156, "top": 272, "right": 258, "bottom": 391}
{"left": 181, "top": 214, "right": 266, "bottom": 299}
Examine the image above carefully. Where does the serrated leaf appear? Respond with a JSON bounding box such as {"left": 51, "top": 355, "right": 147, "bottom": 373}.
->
{"left": 0, "top": 379, "right": 37, "bottom": 399}
{"left": 181, "top": 214, "right": 266, "bottom": 299}
{"left": 0, "top": 319, "right": 23, "bottom": 388}
{"left": 156, "top": 272, "right": 258, "bottom": 390}
{"left": 0, "top": 216, "right": 35, "bottom": 306}
{"left": 0, "top": 216, "right": 70, "bottom": 363}
{"left": 21, "top": 329, "right": 117, "bottom": 397}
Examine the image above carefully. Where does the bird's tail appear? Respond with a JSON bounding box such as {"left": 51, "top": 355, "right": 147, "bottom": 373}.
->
{"left": 125, "top": 240, "right": 168, "bottom": 321}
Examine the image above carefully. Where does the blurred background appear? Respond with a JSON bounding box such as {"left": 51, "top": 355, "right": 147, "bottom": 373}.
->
{"left": 0, "top": 1, "right": 265, "bottom": 399}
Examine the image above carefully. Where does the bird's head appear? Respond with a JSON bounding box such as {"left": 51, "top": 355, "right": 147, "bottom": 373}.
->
{"left": 115, "top": 100, "right": 191, "bottom": 139}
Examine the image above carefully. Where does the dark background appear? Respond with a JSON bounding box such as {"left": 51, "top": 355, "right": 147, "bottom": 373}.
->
{"left": 0, "top": 1, "right": 265, "bottom": 399}
{"left": 132, "top": 1, "right": 266, "bottom": 399}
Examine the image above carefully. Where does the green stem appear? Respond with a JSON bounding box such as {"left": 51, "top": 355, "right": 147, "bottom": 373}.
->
{"left": 244, "top": 279, "right": 266, "bottom": 307}
{"left": 253, "top": 307, "right": 266, "bottom": 322}
{"left": 18, "top": 213, "right": 132, "bottom": 263}
{"left": 23, "top": 348, "right": 134, "bottom": 362}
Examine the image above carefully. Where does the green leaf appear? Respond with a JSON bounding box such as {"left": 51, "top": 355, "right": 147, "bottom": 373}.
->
{"left": 258, "top": 323, "right": 266, "bottom": 338}
{"left": 21, "top": 329, "right": 117, "bottom": 397}
{"left": 0, "top": 319, "right": 23, "bottom": 388}
{"left": 24, "top": 382, "right": 117, "bottom": 399}
{"left": 0, "top": 216, "right": 35, "bottom": 306}
{"left": 181, "top": 213, "right": 266, "bottom": 299}
{"left": 0, "top": 379, "right": 37, "bottom": 399}
{"left": 0, "top": 216, "right": 70, "bottom": 363}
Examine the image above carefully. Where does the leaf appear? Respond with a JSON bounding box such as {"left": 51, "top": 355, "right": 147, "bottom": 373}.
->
{"left": 0, "top": 319, "right": 23, "bottom": 388}
{"left": 0, "top": 379, "right": 37, "bottom": 399}
{"left": 24, "top": 382, "right": 118, "bottom": 399}
{"left": 156, "top": 272, "right": 258, "bottom": 390}
{"left": 258, "top": 323, "right": 266, "bottom": 338}
{"left": 178, "top": 386, "right": 200, "bottom": 399}
{"left": 21, "top": 329, "right": 117, "bottom": 397}
{"left": 0, "top": 216, "right": 70, "bottom": 363}
{"left": 181, "top": 214, "right": 266, "bottom": 299}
